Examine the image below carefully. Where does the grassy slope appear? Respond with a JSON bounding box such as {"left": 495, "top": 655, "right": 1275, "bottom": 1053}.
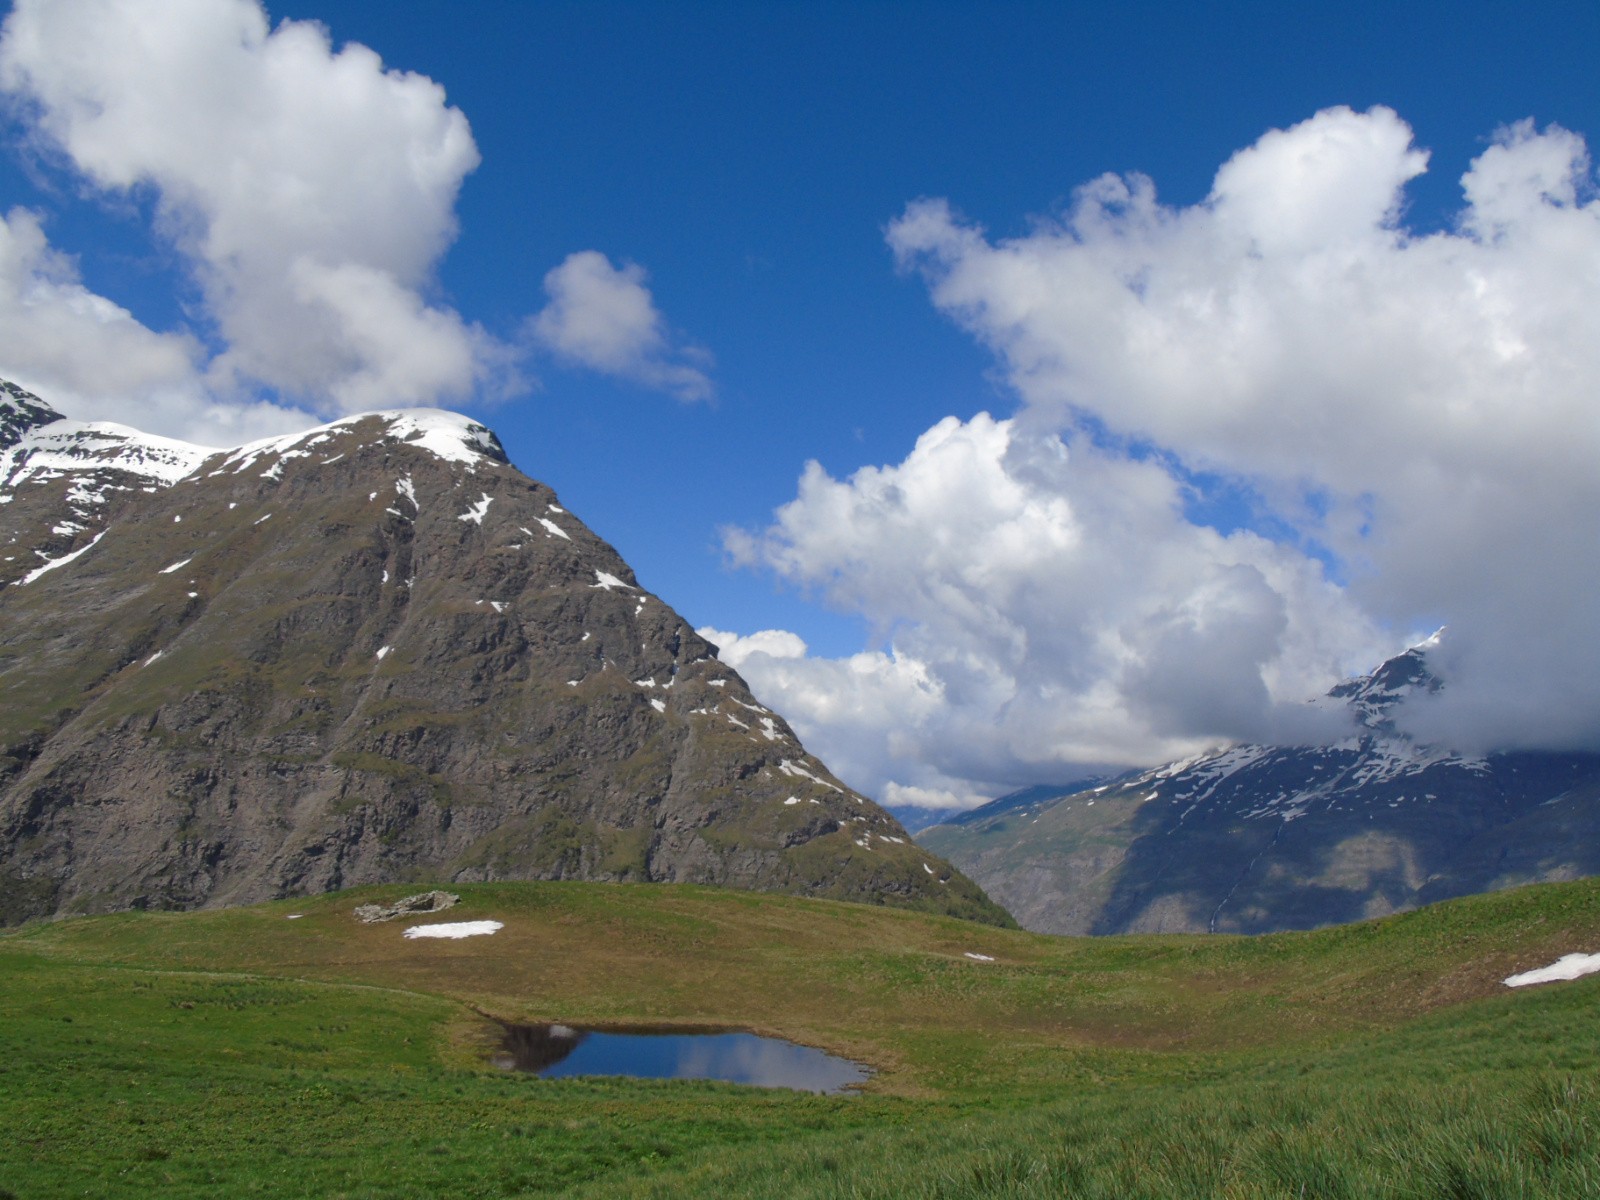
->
{"left": 3, "top": 877, "right": 1600, "bottom": 1197}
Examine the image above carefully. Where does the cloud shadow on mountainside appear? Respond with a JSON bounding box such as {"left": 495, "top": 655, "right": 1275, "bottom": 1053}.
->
{"left": 1092, "top": 752, "right": 1600, "bottom": 936}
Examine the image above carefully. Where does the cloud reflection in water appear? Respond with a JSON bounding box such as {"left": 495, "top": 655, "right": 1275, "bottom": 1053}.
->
{"left": 491, "top": 1023, "right": 869, "bottom": 1093}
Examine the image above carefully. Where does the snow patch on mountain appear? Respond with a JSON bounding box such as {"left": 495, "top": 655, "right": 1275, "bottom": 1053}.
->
{"left": 1505, "top": 953, "right": 1600, "bottom": 988}
{"left": 778, "top": 758, "right": 842, "bottom": 793}
{"left": 217, "top": 410, "right": 502, "bottom": 478}
{"left": 383, "top": 412, "right": 501, "bottom": 466}
{"left": 458, "top": 493, "right": 492, "bottom": 524}
{"left": 2, "top": 422, "right": 211, "bottom": 500}
{"left": 14, "top": 530, "right": 105, "bottom": 586}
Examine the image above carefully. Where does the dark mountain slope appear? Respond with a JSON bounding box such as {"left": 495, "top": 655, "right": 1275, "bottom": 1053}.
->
{"left": 0, "top": 388, "right": 1005, "bottom": 926}
{"left": 920, "top": 642, "right": 1600, "bottom": 935}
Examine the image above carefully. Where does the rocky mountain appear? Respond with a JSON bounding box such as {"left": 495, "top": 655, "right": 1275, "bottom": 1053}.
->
{"left": 0, "top": 382, "right": 1007, "bottom": 927}
{"left": 919, "top": 640, "right": 1600, "bottom": 935}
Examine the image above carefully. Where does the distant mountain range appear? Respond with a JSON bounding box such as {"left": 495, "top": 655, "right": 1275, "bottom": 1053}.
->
{"left": 919, "top": 640, "right": 1600, "bottom": 935}
{"left": 0, "top": 380, "right": 1006, "bottom": 926}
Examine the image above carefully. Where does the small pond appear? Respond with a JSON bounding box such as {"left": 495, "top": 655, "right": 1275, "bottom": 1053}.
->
{"left": 489, "top": 1021, "right": 870, "bottom": 1094}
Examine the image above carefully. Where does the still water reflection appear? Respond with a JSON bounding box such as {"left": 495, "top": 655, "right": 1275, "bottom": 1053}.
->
{"left": 491, "top": 1022, "right": 870, "bottom": 1093}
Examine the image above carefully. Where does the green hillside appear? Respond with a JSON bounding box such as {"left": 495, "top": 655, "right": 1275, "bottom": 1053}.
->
{"left": 4, "top": 877, "right": 1600, "bottom": 1197}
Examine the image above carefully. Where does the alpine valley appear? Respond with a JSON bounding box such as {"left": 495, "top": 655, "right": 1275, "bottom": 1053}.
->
{"left": 0, "top": 380, "right": 1005, "bottom": 927}
{"left": 919, "top": 640, "right": 1600, "bottom": 936}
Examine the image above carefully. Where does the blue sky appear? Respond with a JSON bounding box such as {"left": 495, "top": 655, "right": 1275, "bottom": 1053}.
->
{"left": 3, "top": 0, "right": 1599, "bottom": 812}
{"left": 256, "top": 0, "right": 1597, "bottom": 647}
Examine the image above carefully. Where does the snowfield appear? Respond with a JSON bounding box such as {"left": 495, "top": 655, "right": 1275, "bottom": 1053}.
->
{"left": 403, "top": 920, "right": 504, "bottom": 940}
{"left": 1503, "top": 953, "right": 1600, "bottom": 988}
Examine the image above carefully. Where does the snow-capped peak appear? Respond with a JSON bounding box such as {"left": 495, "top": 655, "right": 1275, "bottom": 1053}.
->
{"left": 1325, "top": 637, "right": 1443, "bottom": 734}
{"left": 1, "top": 385, "right": 514, "bottom": 582}
{"left": 1, "top": 419, "right": 213, "bottom": 499}
{"left": 1097, "top": 635, "right": 1472, "bottom": 815}
{"left": 2, "top": 381, "right": 509, "bottom": 487}
{"left": 0, "top": 380, "right": 64, "bottom": 451}
{"left": 213, "top": 409, "right": 506, "bottom": 477}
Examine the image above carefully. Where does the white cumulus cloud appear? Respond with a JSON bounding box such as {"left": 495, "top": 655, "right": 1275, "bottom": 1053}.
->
{"left": 0, "top": 0, "right": 707, "bottom": 434}
{"left": 0, "top": 207, "right": 308, "bottom": 443}
{"left": 724, "top": 414, "right": 1389, "bottom": 804}
{"left": 702, "top": 622, "right": 978, "bottom": 810}
{"left": 0, "top": 0, "right": 512, "bottom": 434}
{"left": 0, "top": 206, "right": 198, "bottom": 400}
{"left": 728, "top": 106, "right": 1600, "bottom": 809}
{"left": 698, "top": 626, "right": 809, "bottom": 664}
{"left": 531, "top": 250, "right": 713, "bottom": 402}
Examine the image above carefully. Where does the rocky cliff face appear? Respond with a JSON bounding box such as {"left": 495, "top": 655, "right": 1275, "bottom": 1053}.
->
{"left": 919, "top": 641, "right": 1600, "bottom": 935}
{"left": 0, "top": 383, "right": 1007, "bottom": 926}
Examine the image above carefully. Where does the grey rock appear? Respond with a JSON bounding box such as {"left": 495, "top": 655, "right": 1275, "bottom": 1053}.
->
{"left": 352, "top": 890, "right": 460, "bottom": 922}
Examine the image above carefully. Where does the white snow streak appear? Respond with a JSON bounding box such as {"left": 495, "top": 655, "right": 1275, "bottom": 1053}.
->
{"left": 403, "top": 920, "right": 504, "bottom": 940}
{"left": 777, "top": 759, "right": 842, "bottom": 792}
{"left": 1504, "top": 953, "right": 1600, "bottom": 988}
{"left": 458, "top": 493, "right": 493, "bottom": 524}
{"left": 14, "top": 530, "right": 104, "bottom": 585}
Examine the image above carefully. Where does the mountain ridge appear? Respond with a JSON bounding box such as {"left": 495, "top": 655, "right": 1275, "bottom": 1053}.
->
{"left": 919, "top": 638, "right": 1600, "bottom": 935}
{"left": 0, "top": 382, "right": 1008, "bottom": 926}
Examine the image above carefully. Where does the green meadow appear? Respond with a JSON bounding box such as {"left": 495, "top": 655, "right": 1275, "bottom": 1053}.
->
{"left": 3, "top": 876, "right": 1600, "bottom": 1198}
